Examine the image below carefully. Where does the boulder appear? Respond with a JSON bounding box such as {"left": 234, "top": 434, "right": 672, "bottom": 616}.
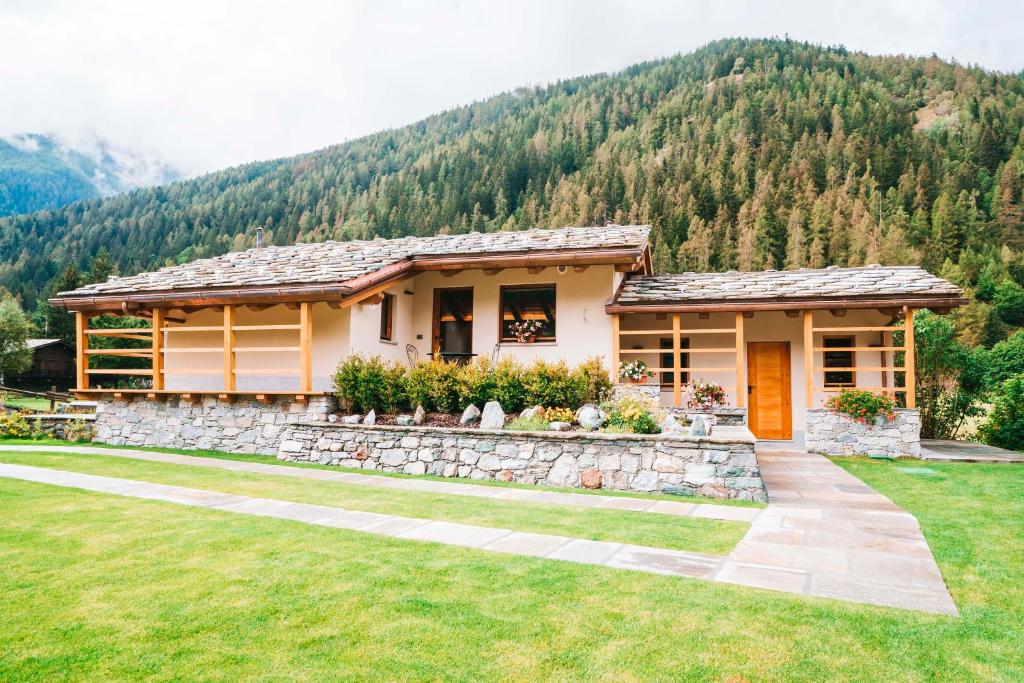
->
{"left": 549, "top": 421, "right": 572, "bottom": 431}
{"left": 363, "top": 410, "right": 376, "bottom": 425}
{"left": 479, "top": 401, "right": 506, "bottom": 430}
{"left": 340, "top": 415, "right": 361, "bottom": 424}
{"left": 460, "top": 404, "right": 481, "bottom": 426}
{"left": 394, "top": 415, "right": 415, "bottom": 426}
{"left": 413, "top": 405, "right": 426, "bottom": 425}
{"left": 660, "top": 414, "right": 686, "bottom": 434}
{"left": 520, "top": 405, "right": 543, "bottom": 420}
{"left": 327, "top": 414, "right": 339, "bottom": 423}
{"left": 576, "top": 404, "right": 605, "bottom": 430}
{"left": 689, "top": 414, "right": 708, "bottom": 436}
{"left": 580, "top": 467, "right": 602, "bottom": 489}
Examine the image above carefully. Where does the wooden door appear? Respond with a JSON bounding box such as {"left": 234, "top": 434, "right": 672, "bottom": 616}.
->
{"left": 747, "top": 341, "right": 792, "bottom": 440}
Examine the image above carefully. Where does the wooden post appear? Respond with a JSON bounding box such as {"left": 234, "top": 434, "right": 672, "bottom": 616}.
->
{"left": 151, "top": 308, "right": 165, "bottom": 391}
{"left": 610, "top": 313, "right": 620, "bottom": 383}
{"left": 903, "top": 306, "right": 916, "bottom": 408}
{"left": 300, "top": 302, "right": 313, "bottom": 393}
{"left": 734, "top": 312, "right": 745, "bottom": 407}
{"left": 223, "top": 305, "right": 236, "bottom": 392}
{"left": 803, "top": 310, "right": 814, "bottom": 408}
{"left": 672, "top": 313, "right": 682, "bottom": 407}
{"left": 75, "top": 312, "right": 88, "bottom": 391}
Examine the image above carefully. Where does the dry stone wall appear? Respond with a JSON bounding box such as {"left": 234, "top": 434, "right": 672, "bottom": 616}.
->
{"left": 93, "top": 395, "right": 335, "bottom": 455}
{"left": 805, "top": 408, "right": 921, "bottom": 457}
{"left": 277, "top": 423, "right": 766, "bottom": 501}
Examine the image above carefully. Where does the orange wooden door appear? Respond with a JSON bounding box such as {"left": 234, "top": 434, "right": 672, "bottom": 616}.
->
{"left": 747, "top": 341, "right": 792, "bottom": 440}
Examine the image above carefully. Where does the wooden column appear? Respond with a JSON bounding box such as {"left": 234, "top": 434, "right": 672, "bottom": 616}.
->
{"left": 672, "top": 313, "right": 682, "bottom": 407}
{"left": 223, "top": 305, "right": 236, "bottom": 391}
{"left": 300, "top": 302, "right": 313, "bottom": 392}
{"left": 903, "top": 306, "right": 916, "bottom": 408}
{"left": 151, "top": 308, "right": 165, "bottom": 391}
{"left": 734, "top": 312, "right": 745, "bottom": 407}
{"left": 803, "top": 310, "right": 814, "bottom": 408}
{"left": 610, "top": 313, "right": 620, "bottom": 383}
{"left": 75, "top": 311, "right": 88, "bottom": 391}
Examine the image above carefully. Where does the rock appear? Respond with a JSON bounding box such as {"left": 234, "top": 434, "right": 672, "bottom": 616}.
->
{"left": 413, "top": 405, "right": 426, "bottom": 425}
{"left": 689, "top": 414, "right": 708, "bottom": 436}
{"left": 355, "top": 444, "right": 368, "bottom": 460}
{"left": 580, "top": 467, "right": 602, "bottom": 489}
{"left": 394, "top": 415, "right": 415, "bottom": 426}
{"left": 327, "top": 414, "right": 338, "bottom": 423}
{"left": 520, "top": 405, "right": 543, "bottom": 420}
{"left": 479, "top": 401, "right": 506, "bottom": 430}
{"left": 460, "top": 404, "right": 481, "bottom": 426}
{"left": 499, "top": 469, "right": 514, "bottom": 482}
{"left": 341, "top": 415, "right": 361, "bottom": 424}
{"left": 362, "top": 410, "right": 376, "bottom": 425}
{"left": 660, "top": 414, "right": 686, "bottom": 434}
{"left": 576, "top": 404, "right": 605, "bottom": 430}
{"left": 549, "top": 421, "right": 572, "bottom": 431}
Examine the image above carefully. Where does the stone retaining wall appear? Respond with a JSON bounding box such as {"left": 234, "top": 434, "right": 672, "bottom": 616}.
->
{"left": 277, "top": 423, "right": 766, "bottom": 501}
{"left": 805, "top": 408, "right": 921, "bottom": 457}
{"left": 93, "top": 395, "right": 335, "bottom": 455}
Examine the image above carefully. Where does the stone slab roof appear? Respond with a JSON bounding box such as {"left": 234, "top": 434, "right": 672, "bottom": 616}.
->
{"left": 614, "top": 266, "right": 963, "bottom": 306}
{"left": 59, "top": 225, "right": 650, "bottom": 298}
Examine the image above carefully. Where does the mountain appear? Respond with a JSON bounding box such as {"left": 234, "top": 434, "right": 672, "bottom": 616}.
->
{"left": 3, "top": 38, "right": 1024, "bottom": 342}
{"left": 0, "top": 133, "right": 179, "bottom": 217}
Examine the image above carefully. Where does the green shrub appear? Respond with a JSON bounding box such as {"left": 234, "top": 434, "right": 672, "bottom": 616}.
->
{"left": 407, "top": 360, "right": 460, "bottom": 413}
{"left": 332, "top": 355, "right": 408, "bottom": 413}
{"left": 505, "top": 416, "right": 552, "bottom": 432}
{"left": 455, "top": 358, "right": 497, "bottom": 409}
{"left": 978, "top": 375, "right": 1024, "bottom": 451}
{"left": 603, "top": 396, "right": 661, "bottom": 434}
{"left": 0, "top": 411, "right": 31, "bottom": 438}
{"left": 491, "top": 358, "right": 526, "bottom": 411}
{"left": 826, "top": 389, "right": 897, "bottom": 424}
{"left": 63, "top": 418, "right": 95, "bottom": 443}
{"left": 987, "top": 331, "right": 1024, "bottom": 387}
{"left": 573, "top": 356, "right": 613, "bottom": 405}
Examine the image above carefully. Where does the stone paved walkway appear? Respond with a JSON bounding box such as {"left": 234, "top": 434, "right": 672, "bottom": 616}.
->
{"left": 0, "top": 445, "right": 959, "bottom": 615}
{"left": 711, "top": 447, "right": 958, "bottom": 615}
{"left": 921, "top": 439, "right": 1024, "bottom": 463}
{"left": 0, "top": 445, "right": 759, "bottom": 523}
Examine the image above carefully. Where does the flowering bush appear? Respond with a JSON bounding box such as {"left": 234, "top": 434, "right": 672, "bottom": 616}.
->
{"left": 687, "top": 380, "right": 726, "bottom": 411}
{"left": 618, "top": 360, "right": 652, "bottom": 381}
{"left": 539, "top": 406, "right": 575, "bottom": 423}
{"left": 510, "top": 319, "right": 544, "bottom": 342}
{"left": 603, "top": 396, "right": 661, "bottom": 434}
{"left": 826, "top": 389, "right": 898, "bottom": 424}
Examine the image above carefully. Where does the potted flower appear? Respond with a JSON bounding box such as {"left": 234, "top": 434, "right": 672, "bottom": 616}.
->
{"left": 510, "top": 319, "right": 545, "bottom": 343}
{"left": 618, "top": 360, "right": 653, "bottom": 384}
{"left": 685, "top": 380, "right": 727, "bottom": 432}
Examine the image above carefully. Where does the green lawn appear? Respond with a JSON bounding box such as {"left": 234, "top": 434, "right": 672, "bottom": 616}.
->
{"left": 0, "top": 455, "right": 1021, "bottom": 680}
{"left": 0, "top": 450, "right": 748, "bottom": 555}
{"left": 1, "top": 397, "right": 52, "bottom": 412}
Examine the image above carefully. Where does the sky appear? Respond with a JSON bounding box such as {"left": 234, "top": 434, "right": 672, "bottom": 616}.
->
{"left": 2, "top": 0, "right": 1022, "bottom": 176}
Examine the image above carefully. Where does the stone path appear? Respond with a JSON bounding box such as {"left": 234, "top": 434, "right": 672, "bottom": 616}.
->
{"left": 0, "top": 445, "right": 959, "bottom": 615}
{"left": 921, "top": 439, "right": 1024, "bottom": 464}
{"left": 0, "top": 445, "right": 759, "bottom": 523}
{"left": 0, "top": 462, "right": 723, "bottom": 580}
{"left": 712, "top": 447, "right": 958, "bottom": 615}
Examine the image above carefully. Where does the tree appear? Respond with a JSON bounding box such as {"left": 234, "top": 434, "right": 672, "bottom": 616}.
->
{"left": 87, "top": 248, "right": 116, "bottom": 284}
{"left": 906, "top": 311, "right": 987, "bottom": 439}
{"left": 0, "top": 297, "right": 34, "bottom": 385}
{"left": 38, "top": 265, "right": 82, "bottom": 346}
{"left": 977, "top": 375, "right": 1024, "bottom": 450}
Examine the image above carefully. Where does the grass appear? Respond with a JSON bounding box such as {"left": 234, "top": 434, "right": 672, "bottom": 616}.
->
{"left": 0, "top": 450, "right": 748, "bottom": 555}
{"left": 0, "top": 456, "right": 1022, "bottom": 680}
{"left": 0, "top": 438, "right": 766, "bottom": 508}
{"left": 1, "top": 397, "right": 52, "bottom": 412}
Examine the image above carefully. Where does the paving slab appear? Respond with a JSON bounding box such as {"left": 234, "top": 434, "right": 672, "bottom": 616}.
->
{"left": 0, "top": 445, "right": 755, "bottom": 523}
{"left": 920, "top": 439, "right": 1024, "bottom": 463}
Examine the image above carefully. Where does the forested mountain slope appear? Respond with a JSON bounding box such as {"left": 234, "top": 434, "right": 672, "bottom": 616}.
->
{"left": 0, "top": 133, "right": 179, "bottom": 218}
{"left": 3, "top": 38, "right": 1023, "bottom": 342}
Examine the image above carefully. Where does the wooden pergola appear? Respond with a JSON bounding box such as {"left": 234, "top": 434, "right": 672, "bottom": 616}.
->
{"left": 607, "top": 303, "right": 928, "bottom": 410}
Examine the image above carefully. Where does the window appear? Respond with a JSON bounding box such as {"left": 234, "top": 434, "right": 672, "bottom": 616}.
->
{"left": 379, "top": 293, "right": 395, "bottom": 341}
{"left": 660, "top": 337, "right": 690, "bottom": 386}
{"left": 500, "top": 285, "right": 556, "bottom": 341}
{"left": 823, "top": 336, "right": 855, "bottom": 387}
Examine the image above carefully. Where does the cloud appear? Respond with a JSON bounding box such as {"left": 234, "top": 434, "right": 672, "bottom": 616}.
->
{"left": 1, "top": 0, "right": 1021, "bottom": 175}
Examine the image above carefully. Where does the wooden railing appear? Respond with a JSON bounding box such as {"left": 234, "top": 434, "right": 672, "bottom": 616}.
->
{"left": 75, "top": 303, "right": 315, "bottom": 396}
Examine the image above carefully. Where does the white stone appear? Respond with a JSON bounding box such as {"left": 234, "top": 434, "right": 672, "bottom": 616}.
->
{"left": 576, "top": 404, "right": 605, "bottom": 430}
{"left": 413, "top": 405, "right": 426, "bottom": 425}
{"left": 460, "top": 404, "right": 481, "bottom": 426}
{"left": 363, "top": 410, "right": 376, "bottom": 425}
{"left": 479, "top": 401, "right": 506, "bottom": 430}
{"left": 549, "top": 421, "right": 572, "bottom": 431}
